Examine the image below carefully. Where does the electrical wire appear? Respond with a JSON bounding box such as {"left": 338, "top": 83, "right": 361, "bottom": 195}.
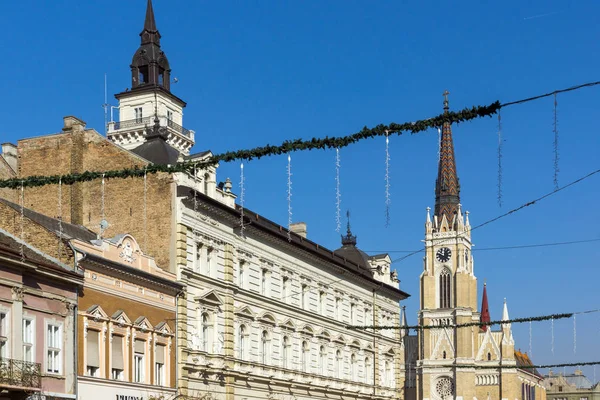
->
{"left": 390, "top": 167, "right": 600, "bottom": 264}
{"left": 366, "top": 237, "right": 600, "bottom": 254}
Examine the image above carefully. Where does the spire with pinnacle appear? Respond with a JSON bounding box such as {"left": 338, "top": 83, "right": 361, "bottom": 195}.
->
{"left": 130, "top": 0, "right": 171, "bottom": 91}
{"left": 434, "top": 90, "right": 461, "bottom": 225}
{"left": 341, "top": 210, "right": 357, "bottom": 246}
{"left": 480, "top": 282, "right": 490, "bottom": 332}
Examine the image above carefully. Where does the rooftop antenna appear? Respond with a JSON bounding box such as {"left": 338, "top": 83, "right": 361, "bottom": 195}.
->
{"left": 102, "top": 73, "right": 109, "bottom": 135}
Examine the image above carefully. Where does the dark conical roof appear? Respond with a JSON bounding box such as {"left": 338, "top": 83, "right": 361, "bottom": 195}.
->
{"left": 131, "top": 121, "right": 179, "bottom": 165}
{"left": 333, "top": 212, "right": 373, "bottom": 276}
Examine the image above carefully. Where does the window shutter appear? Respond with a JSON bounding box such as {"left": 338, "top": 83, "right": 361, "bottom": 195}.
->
{"left": 135, "top": 339, "right": 145, "bottom": 354}
{"left": 87, "top": 330, "right": 100, "bottom": 368}
{"left": 112, "top": 336, "right": 124, "bottom": 369}
{"left": 155, "top": 344, "right": 165, "bottom": 364}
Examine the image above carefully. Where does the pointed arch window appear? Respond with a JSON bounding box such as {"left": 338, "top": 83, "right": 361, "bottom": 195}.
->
{"left": 439, "top": 268, "right": 451, "bottom": 308}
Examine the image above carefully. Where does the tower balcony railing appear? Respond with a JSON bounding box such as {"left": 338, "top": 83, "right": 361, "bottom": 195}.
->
{"left": 108, "top": 116, "right": 192, "bottom": 139}
{"left": 0, "top": 358, "right": 42, "bottom": 389}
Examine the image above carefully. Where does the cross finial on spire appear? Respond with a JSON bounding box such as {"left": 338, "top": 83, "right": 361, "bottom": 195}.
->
{"left": 346, "top": 210, "right": 352, "bottom": 235}
{"left": 443, "top": 90, "right": 450, "bottom": 112}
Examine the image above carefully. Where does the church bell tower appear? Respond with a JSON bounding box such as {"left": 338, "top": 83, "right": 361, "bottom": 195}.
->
{"left": 107, "top": 0, "right": 195, "bottom": 155}
{"left": 417, "top": 92, "right": 479, "bottom": 400}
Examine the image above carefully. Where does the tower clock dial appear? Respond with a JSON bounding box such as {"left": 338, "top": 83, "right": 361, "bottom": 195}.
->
{"left": 436, "top": 247, "right": 452, "bottom": 263}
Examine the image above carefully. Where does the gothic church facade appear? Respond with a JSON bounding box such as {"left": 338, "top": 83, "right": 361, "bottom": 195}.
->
{"left": 399, "top": 94, "right": 546, "bottom": 400}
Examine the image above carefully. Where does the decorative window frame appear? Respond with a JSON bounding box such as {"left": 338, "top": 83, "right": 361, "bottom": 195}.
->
{"left": 153, "top": 322, "right": 173, "bottom": 387}
{"left": 22, "top": 313, "right": 36, "bottom": 363}
{"left": 44, "top": 318, "right": 64, "bottom": 376}
{"left": 109, "top": 310, "right": 132, "bottom": 381}
{"left": 83, "top": 305, "right": 109, "bottom": 378}
{"left": 132, "top": 317, "right": 154, "bottom": 384}
{"left": 0, "top": 306, "right": 11, "bottom": 359}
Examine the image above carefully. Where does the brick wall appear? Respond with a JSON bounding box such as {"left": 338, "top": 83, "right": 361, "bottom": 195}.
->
{"left": 0, "top": 201, "right": 75, "bottom": 266}
{"left": 17, "top": 118, "right": 173, "bottom": 270}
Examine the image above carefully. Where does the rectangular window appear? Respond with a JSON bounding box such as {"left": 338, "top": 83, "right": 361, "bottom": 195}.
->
{"left": 167, "top": 110, "right": 173, "bottom": 122}
{"left": 261, "top": 269, "right": 268, "bottom": 295}
{"left": 238, "top": 260, "right": 245, "bottom": 288}
{"left": 23, "top": 318, "right": 34, "bottom": 362}
{"left": 134, "top": 340, "right": 145, "bottom": 383}
{"left": 111, "top": 335, "right": 124, "bottom": 380}
{"left": 195, "top": 243, "right": 203, "bottom": 272}
{"left": 350, "top": 303, "right": 356, "bottom": 324}
{"left": 135, "top": 107, "right": 143, "bottom": 123}
{"left": 335, "top": 298, "right": 341, "bottom": 319}
{"left": 155, "top": 344, "right": 166, "bottom": 386}
{"left": 0, "top": 312, "right": 7, "bottom": 358}
{"left": 282, "top": 277, "right": 289, "bottom": 302}
{"left": 47, "top": 324, "right": 62, "bottom": 374}
{"left": 206, "top": 247, "right": 213, "bottom": 276}
{"left": 86, "top": 329, "right": 100, "bottom": 377}
{"left": 319, "top": 292, "right": 325, "bottom": 314}
{"left": 301, "top": 284, "right": 307, "bottom": 309}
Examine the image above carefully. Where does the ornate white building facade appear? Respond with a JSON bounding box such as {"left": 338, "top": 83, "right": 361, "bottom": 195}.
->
{"left": 105, "top": 1, "right": 411, "bottom": 399}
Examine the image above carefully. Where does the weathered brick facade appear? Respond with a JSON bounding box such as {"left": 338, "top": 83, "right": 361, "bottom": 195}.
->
{"left": 16, "top": 117, "right": 174, "bottom": 270}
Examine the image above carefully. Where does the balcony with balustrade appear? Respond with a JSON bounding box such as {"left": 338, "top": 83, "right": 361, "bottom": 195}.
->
{"left": 0, "top": 358, "right": 42, "bottom": 392}
{"left": 107, "top": 115, "right": 195, "bottom": 155}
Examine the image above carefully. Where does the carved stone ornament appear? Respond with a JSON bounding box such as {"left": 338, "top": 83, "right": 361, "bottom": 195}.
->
{"left": 11, "top": 287, "right": 24, "bottom": 302}
{"left": 119, "top": 241, "right": 136, "bottom": 263}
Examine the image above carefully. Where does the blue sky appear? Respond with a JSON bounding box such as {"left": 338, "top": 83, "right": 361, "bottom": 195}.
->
{"left": 2, "top": 1, "right": 599, "bottom": 377}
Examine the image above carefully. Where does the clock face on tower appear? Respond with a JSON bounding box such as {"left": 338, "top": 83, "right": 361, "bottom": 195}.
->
{"left": 436, "top": 247, "right": 452, "bottom": 263}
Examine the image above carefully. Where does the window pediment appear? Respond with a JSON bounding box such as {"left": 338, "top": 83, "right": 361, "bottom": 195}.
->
{"left": 86, "top": 305, "right": 109, "bottom": 322}
{"left": 134, "top": 316, "right": 153, "bottom": 332}
{"left": 194, "top": 289, "right": 224, "bottom": 308}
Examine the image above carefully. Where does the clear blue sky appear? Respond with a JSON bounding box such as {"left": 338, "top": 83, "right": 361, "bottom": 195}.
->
{"left": 2, "top": 0, "right": 599, "bottom": 377}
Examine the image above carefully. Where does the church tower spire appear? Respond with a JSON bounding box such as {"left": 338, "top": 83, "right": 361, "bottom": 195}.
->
{"left": 434, "top": 91, "right": 461, "bottom": 226}
{"left": 107, "top": 0, "right": 196, "bottom": 156}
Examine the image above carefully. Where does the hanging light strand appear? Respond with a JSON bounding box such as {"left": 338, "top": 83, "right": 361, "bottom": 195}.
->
{"left": 529, "top": 320, "right": 533, "bottom": 357}
{"left": 335, "top": 148, "right": 341, "bottom": 233}
{"left": 551, "top": 316, "right": 555, "bottom": 356}
{"left": 553, "top": 92, "right": 560, "bottom": 189}
{"left": 573, "top": 314, "right": 577, "bottom": 354}
{"left": 58, "top": 178, "right": 63, "bottom": 258}
{"left": 240, "top": 163, "right": 245, "bottom": 238}
{"left": 497, "top": 111, "right": 503, "bottom": 207}
{"left": 19, "top": 181, "right": 24, "bottom": 262}
{"left": 143, "top": 168, "right": 148, "bottom": 253}
{"left": 287, "top": 155, "right": 293, "bottom": 242}
{"left": 193, "top": 164, "right": 198, "bottom": 213}
{"left": 385, "top": 131, "right": 391, "bottom": 227}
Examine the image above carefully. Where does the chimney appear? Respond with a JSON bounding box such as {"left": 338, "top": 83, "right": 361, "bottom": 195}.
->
{"left": 1, "top": 143, "right": 18, "bottom": 172}
{"left": 62, "top": 116, "right": 87, "bottom": 132}
{"left": 290, "top": 222, "right": 307, "bottom": 238}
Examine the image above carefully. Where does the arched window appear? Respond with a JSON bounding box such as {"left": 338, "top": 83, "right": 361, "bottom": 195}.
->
{"left": 320, "top": 346, "right": 327, "bottom": 375}
{"left": 238, "top": 325, "right": 246, "bottom": 360}
{"left": 201, "top": 313, "right": 210, "bottom": 352}
{"left": 302, "top": 341, "right": 309, "bottom": 372}
{"left": 261, "top": 330, "right": 269, "bottom": 364}
{"left": 365, "top": 357, "right": 372, "bottom": 384}
{"left": 336, "top": 349, "right": 343, "bottom": 379}
{"left": 439, "top": 268, "right": 451, "bottom": 308}
{"left": 282, "top": 336, "right": 290, "bottom": 369}
{"left": 442, "top": 350, "right": 446, "bottom": 359}
{"left": 204, "top": 173, "right": 210, "bottom": 195}
{"left": 350, "top": 353, "right": 357, "bottom": 381}
{"left": 487, "top": 352, "right": 491, "bottom": 361}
